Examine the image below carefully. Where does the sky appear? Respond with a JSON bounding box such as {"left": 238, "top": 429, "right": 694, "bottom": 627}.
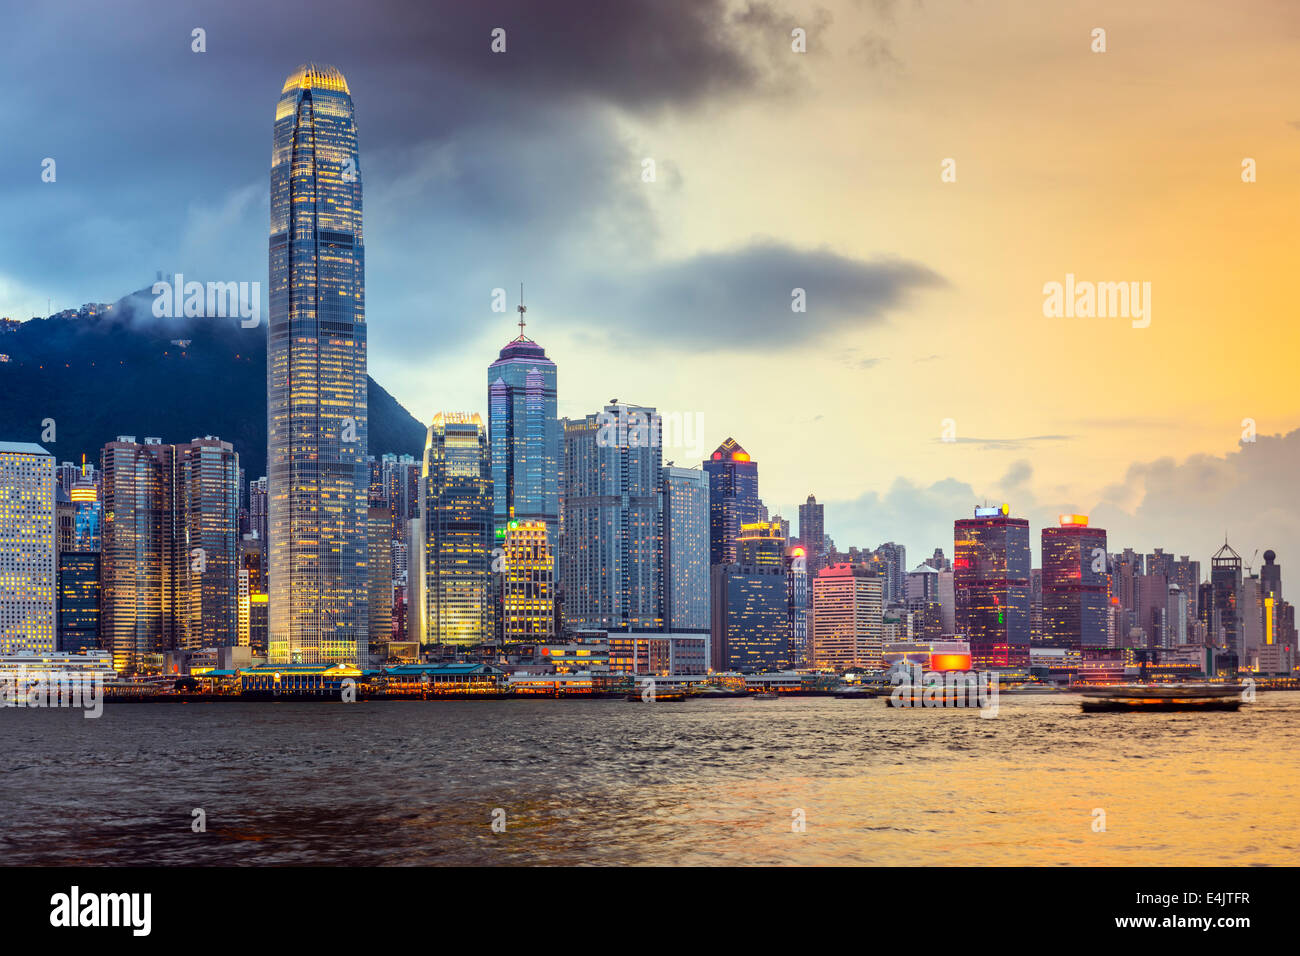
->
{"left": 2, "top": 0, "right": 1299, "bottom": 569}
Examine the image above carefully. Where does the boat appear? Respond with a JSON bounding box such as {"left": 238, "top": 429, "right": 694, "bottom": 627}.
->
{"left": 1079, "top": 684, "right": 1246, "bottom": 712}
{"left": 833, "top": 686, "right": 879, "bottom": 699}
{"left": 751, "top": 691, "right": 780, "bottom": 699}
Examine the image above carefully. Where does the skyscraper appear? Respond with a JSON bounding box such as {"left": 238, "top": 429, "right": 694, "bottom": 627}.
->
{"left": 798, "top": 496, "right": 825, "bottom": 578}
{"left": 662, "top": 465, "right": 710, "bottom": 630}
{"left": 704, "top": 438, "right": 762, "bottom": 565}
{"left": 562, "top": 404, "right": 663, "bottom": 630}
{"left": 954, "top": 504, "right": 1031, "bottom": 668}
{"left": 810, "top": 563, "right": 884, "bottom": 670}
{"left": 268, "top": 63, "right": 368, "bottom": 667}
{"left": 1041, "top": 515, "right": 1108, "bottom": 648}
{"left": 417, "top": 413, "right": 494, "bottom": 647}
{"left": 0, "top": 442, "right": 55, "bottom": 655}
{"left": 100, "top": 436, "right": 240, "bottom": 673}
{"left": 502, "top": 519, "right": 555, "bottom": 641}
{"left": 488, "top": 300, "right": 559, "bottom": 544}
{"left": 1207, "top": 541, "right": 1243, "bottom": 668}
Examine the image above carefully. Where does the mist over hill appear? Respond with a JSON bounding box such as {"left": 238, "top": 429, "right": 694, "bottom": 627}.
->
{"left": 0, "top": 286, "right": 425, "bottom": 477}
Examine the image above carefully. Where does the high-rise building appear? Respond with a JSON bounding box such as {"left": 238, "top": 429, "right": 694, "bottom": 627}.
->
{"left": 871, "top": 542, "right": 907, "bottom": 606}
{"left": 100, "top": 436, "right": 240, "bottom": 673}
{"left": 502, "top": 519, "right": 555, "bottom": 641}
{"left": 1206, "top": 541, "right": 1243, "bottom": 668}
{"left": 662, "top": 466, "right": 710, "bottom": 631}
{"left": 268, "top": 63, "right": 368, "bottom": 667}
{"left": 736, "top": 521, "right": 786, "bottom": 568}
{"left": 786, "top": 543, "right": 810, "bottom": 666}
{"left": 710, "top": 563, "right": 788, "bottom": 672}
{"left": 562, "top": 404, "right": 663, "bottom": 630}
{"left": 811, "top": 563, "right": 884, "bottom": 670}
{"left": 0, "top": 442, "right": 56, "bottom": 655}
{"left": 704, "top": 438, "right": 762, "bottom": 565}
{"left": 1041, "top": 514, "right": 1108, "bottom": 648}
{"left": 58, "top": 551, "right": 100, "bottom": 653}
{"left": 487, "top": 300, "right": 559, "bottom": 545}
{"left": 954, "top": 505, "right": 1031, "bottom": 668}
{"left": 367, "top": 505, "right": 393, "bottom": 655}
{"left": 418, "top": 414, "right": 493, "bottom": 647}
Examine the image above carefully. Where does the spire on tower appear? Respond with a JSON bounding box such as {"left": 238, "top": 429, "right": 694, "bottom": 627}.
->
{"left": 516, "top": 282, "right": 527, "bottom": 339}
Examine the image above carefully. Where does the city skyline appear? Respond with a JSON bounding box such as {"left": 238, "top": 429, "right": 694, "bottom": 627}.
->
{"left": 4, "top": 0, "right": 1299, "bottom": 570}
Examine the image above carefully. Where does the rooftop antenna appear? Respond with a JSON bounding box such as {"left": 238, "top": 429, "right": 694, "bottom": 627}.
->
{"left": 517, "top": 282, "right": 527, "bottom": 339}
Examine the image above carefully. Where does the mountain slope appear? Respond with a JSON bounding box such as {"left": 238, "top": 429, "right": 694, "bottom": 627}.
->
{"left": 0, "top": 288, "right": 425, "bottom": 477}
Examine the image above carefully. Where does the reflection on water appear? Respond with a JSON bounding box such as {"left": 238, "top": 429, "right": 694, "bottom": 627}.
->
{"left": 1, "top": 694, "right": 1297, "bottom": 865}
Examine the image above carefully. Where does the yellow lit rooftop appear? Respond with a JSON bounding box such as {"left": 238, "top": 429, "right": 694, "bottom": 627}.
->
{"left": 282, "top": 63, "right": 350, "bottom": 95}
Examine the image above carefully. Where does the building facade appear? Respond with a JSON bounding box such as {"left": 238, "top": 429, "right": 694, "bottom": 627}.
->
{"left": 0, "top": 442, "right": 56, "bottom": 655}
{"left": 662, "top": 465, "right": 710, "bottom": 631}
{"left": 1041, "top": 515, "right": 1108, "bottom": 648}
{"left": 953, "top": 505, "right": 1031, "bottom": 668}
{"left": 268, "top": 62, "right": 368, "bottom": 666}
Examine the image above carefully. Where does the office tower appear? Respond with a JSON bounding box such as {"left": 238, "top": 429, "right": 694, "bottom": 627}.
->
{"left": 870, "top": 541, "right": 907, "bottom": 605}
{"left": 1167, "top": 584, "right": 1189, "bottom": 646}
{"left": 929, "top": 547, "right": 950, "bottom": 572}
{"left": 268, "top": 63, "right": 368, "bottom": 667}
{"left": 487, "top": 299, "right": 559, "bottom": 546}
{"left": 771, "top": 514, "right": 790, "bottom": 543}
{"left": 502, "top": 519, "right": 555, "bottom": 641}
{"left": 237, "top": 569, "right": 252, "bottom": 648}
{"left": 562, "top": 404, "right": 663, "bottom": 630}
{"left": 0, "top": 442, "right": 56, "bottom": 655}
{"left": 786, "top": 543, "right": 810, "bottom": 666}
{"left": 953, "top": 504, "right": 1031, "bottom": 668}
{"left": 381, "top": 454, "right": 421, "bottom": 542}
{"left": 1111, "top": 548, "right": 1144, "bottom": 635}
{"left": 1041, "top": 515, "right": 1108, "bottom": 648}
{"left": 248, "top": 476, "right": 268, "bottom": 576}
{"left": 1261, "top": 549, "right": 1282, "bottom": 603}
{"left": 737, "top": 521, "right": 786, "bottom": 568}
{"left": 55, "top": 487, "right": 75, "bottom": 553}
{"left": 711, "top": 563, "right": 788, "bottom": 672}
{"left": 662, "top": 466, "right": 710, "bottom": 630}
{"left": 704, "top": 438, "right": 763, "bottom": 565}
{"left": 176, "top": 437, "right": 241, "bottom": 652}
{"left": 100, "top": 436, "right": 241, "bottom": 673}
{"left": 418, "top": 414, "right": 493, "bottom": 647}
{"left": 70, "top": 472, "right": 101, "bottom": 550}
{"left": 57, "top": 551, "right": 100, "bottom": 653}
{"left": 1207, "top": 541, "right": 1243, "bottom": 667}
{"left": 798, "top": 497, "right": 825, "bottom": 568}
{"left": 810, "top": 563, "right": 884, "bottom": 669}
{"left": 367, "top": 506, "right": 393, "bottom": 654}
{"left": 905, "top": 563, "right": 940, "bottom": 601}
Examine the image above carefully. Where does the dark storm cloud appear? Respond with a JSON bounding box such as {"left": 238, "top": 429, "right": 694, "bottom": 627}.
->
{"left": 573, "top": 242, "right": 944, "bottom": 350}
{"left": 0, "top": 0, "right": 937, "bottom": 366}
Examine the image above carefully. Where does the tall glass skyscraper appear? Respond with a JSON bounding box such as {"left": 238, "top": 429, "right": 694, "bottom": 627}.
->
{"left": 417, "top": 414, "right": 494, "bottom": 647}
{"left": 704, "top": 438, "right": 763, "bottom": 565}
{"left": 953, "top": 505, "right": 1032, "bottom": 668}
{"left": 488, "top": 309, "right": 559, "bottom": 545}
{"left": 562, "top": 404, "right": 663, "bottom": 630}
{"left": 268, "top": 63, "right": 368, "bottom": 666}
{"left": 1041, "top": 515, "right": 1108, "bottom": 648}
{"left": 662, "top": 466, "right": 710, "bottom": 630}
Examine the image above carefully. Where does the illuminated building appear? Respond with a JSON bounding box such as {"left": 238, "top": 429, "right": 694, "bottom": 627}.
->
{"left": 798, "top": 494, "right": 825, "bottom": 579}
{"left": 100, "top": 436, "right": 240, "bottom": 674}
{"left": 787, "top": 545, "right": 810, "bottom": 666}
{"left": 737, "top": 521, "right": 785, "bottom": 568}
{"left": 502, "top": 519, "right": 555, "bottom": 641}
{"left": 562, "top": 404, "right": 663, "bottom": 630}
{"left": 871, "top": 541, "right": 907, "bottom": 605}
{"left": 882, "top": 639, "right": 972, "bottom": 671}
{"left": 58, "top": 552, "right": 100, "bottom": 653}
{"left": 70, "top": 473, "right": 101, "bottom": 550}
{"left": 0, "top": 441, "right": 56, "bottom": 655}
{"left": 268, "top": 63, "right": 368, "bottom": 667}
{"left": 487, "top": 297, "right": 559, "bottom": 545}
{"left": 418, "top": 413, "right": 493, "bottom": 647}
{"left": 810, "top": 563, "right": 883, "bottom": 670}
{"left": 953, "top": 504, "right": 1031, "bottom": 668}
{"left": 1041, "top": 514, "right": 1108, "bottom": 648}
{"left": 710, "top": 563, "right": 788, "bottom": 672}
{"left": 1205, "top": 540, "right": 1243, "bottom": 670}
{"left": 662, "top": 465, "right": 710, "bottom": 631}
{"left": 704, "top": 438, "right": 763, "bottom": 565}
{"left": 367, "top": 506, "right": 393, "bottom": 656}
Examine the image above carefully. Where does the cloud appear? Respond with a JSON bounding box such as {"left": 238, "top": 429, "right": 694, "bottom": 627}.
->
{"left": 935, "top": 434, "right": 1072, "bottom": 449}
